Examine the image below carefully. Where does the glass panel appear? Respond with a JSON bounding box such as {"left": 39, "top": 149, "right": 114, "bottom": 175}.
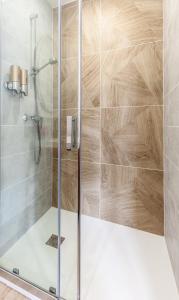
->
{"left": 60, "top": 0, "right": 81, "bottom": 299}
{"left": 0, "top": 0, "right": 60, "bottom": 296}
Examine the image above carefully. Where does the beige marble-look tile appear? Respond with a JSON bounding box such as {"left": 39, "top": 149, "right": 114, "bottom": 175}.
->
{"left": 81, "top": 162, "right": 100, "bottom": 218}
{"left": 61, "top": 136, "right": 78, "bottom": 161}
{"left": 135, "top": 0, "right": 163, "bottom": 41}
{"left": 82, "top": 54, "right": 100, "bottom": 108}
{"left": 81, "top": 109, "right": 100, "bottom": 163}
{"left": 101, "top": 164, "right": 164, "bottom": 235}
{"left": 62, "top": 3, "right": 78, "bottom": 58}
{"left": 101, "top": 0, "right": 163, "bottom": 51}
{"left": 53, "top": 115, "right": 58, "bottom": 140}
{"left": 61, "top": 58, "right": 78, "bottom": 109}
{"left": 82, "top": 0, "right": 100, "bottom": 55}
{"left": 101, "top": 42, "right": 163, "bottom": 107}
{"left": 102, "top": 106, "right": 163, "bottom": 170}
{"left": 61, "top": 159, "right": 78, "bottom": 212}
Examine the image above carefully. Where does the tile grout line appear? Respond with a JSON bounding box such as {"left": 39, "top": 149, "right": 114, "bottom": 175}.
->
{"left": 60, "top": 105, "right": 164, "bottom": 111}
{"left": 100, "top": 40, "right": 163, "bottom": 55}
{"left": 61, "top": 158, "right": 164, "bottom": 172}
{"left": 100, "top": 105, "right": 164, "bottom": 109}
{"left": 100, "top": 163, "right": 164, "bottom": 172}
{"left": 1, "top": 167, "right": 52, "bottom": 193}
{"left": 0, "top": 148, "right": 51, "bottom": 159}
{"left": 61, "top": 39, "right": 163, "bottom": 61}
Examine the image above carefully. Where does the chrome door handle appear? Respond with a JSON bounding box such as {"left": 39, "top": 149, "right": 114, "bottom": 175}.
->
{"left": 66, "top": 116, "right": 78, "bottom": 151}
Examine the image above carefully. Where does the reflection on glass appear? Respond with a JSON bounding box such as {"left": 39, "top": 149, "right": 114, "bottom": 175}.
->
{"left": 0, "top": 0, "right": 60, "bottom": 297}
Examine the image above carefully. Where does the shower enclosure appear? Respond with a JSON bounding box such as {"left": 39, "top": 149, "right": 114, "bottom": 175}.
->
{"left": 0, "top": 0, "right": 81, "bottom": 299}
{"left": 1, "top": 1, "right": 179, "bottom": 300}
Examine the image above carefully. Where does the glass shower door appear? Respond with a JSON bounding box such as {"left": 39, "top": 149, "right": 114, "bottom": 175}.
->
{"left": 59, "top": 0, "right": 81, "bottom": 299}
{"left": 0, "top": 0, "right": 59, "bottom": 298}
{"left": 0, "top": 0, "right": 81, "bottom": 299}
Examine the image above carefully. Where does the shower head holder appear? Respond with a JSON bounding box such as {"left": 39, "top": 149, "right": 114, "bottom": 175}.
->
{"left": 31, "top": 57, "right": 58, "bottom": 76}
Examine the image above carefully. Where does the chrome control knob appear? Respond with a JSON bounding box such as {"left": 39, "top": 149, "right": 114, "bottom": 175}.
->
{"left": 22, "top": 114, "right": 28, "bottom": 122}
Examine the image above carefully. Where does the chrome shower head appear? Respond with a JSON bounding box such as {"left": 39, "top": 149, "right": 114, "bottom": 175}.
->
{"left": 31, "top": 57, "right": 58, "bottom": 76}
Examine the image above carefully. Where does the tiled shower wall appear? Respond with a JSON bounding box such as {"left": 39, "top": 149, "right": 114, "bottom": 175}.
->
{"left": 164, "top": 0, "right": 179, "bottom": 290}
{"left": 0, "top": 0, "right": 53, "bottom": 255}
{"left": 54, "top": 0, "right": 164, "bottom": 235}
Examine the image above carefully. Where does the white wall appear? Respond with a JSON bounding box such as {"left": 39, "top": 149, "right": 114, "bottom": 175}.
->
{"left": 0, "top": 0, "right": 53, "bottom": 255}
{"left": 164, "top": 0, "right": 179, "bottom": 291}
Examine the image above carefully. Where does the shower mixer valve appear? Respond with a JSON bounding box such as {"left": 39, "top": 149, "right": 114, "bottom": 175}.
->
{"left": 22, "top": 114, "right": 43, "bottom": 126}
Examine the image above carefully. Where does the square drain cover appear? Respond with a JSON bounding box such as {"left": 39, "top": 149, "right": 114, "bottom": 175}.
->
{"left": 46, "top": 234, "right": 65, "bottom": 249}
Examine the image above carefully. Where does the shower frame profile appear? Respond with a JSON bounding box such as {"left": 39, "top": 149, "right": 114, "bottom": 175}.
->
{"left": 58, "top": 0, "right": 82, "bottom": 299}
